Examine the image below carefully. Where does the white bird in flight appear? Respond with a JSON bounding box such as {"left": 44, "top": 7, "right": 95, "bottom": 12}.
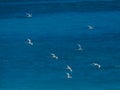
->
{"left": 77, "top": 44, "right": 83, "bottom": 51}
{"left": 27, "top": 38, "right": 33, "bottom": 45}
{"left": 66, "top": 72, "right": 72, "bottom": 79}
{"left": 88, "top": 25, "right": 94, "bottom": 30}
{"left": 51, "top": 53, "right": 58, "bottom": 60}
{"left": 91, "top": 63, "right": 101, "bottom": 68}
{"left": 66, "top": 65, "right": 72, "bottom": 72}
{"left": 26, "top": 13, "right": 32, "bottom": 18}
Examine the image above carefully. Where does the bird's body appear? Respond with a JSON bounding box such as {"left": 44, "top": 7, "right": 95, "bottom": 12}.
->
{"left": 66, "top": 73, "right": 72, "bottom": 79}
{"left": 27, "top": 38, "right": 33, "bottom": 45}
{"left": 77, "top": 44, "right": 83, "bottom": 51}
{"left": 88, "top": 25, "right": 94, "bottom": 30}
{"left": 66, "top": 65, "right": 72, "bottom": 72}
{"left": 26, "top": 13, "right": 32, "bottom": 18}
{"left": 51, "top": 53, "right": 58, "bottom": 60}
{"left": 92, "top": 63, "right": 101, "bottom": 68}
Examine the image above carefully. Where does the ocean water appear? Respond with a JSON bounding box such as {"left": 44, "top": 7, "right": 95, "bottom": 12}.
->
{"left": 0, "top": 0, "right": 120, "bottom": 90}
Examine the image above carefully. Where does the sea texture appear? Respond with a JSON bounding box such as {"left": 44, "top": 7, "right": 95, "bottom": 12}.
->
{"left": 0, "top": 0, "right": 120, "bottom": 90}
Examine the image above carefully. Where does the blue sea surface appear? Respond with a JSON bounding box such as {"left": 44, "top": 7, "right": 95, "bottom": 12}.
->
{"left": 0, "top": 0, "right": 120, "bottom": 90}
